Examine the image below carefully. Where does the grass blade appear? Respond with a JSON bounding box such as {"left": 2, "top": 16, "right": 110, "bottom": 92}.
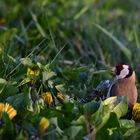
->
{"left": 93, "top": 23, "right": 131, "bottom": 60}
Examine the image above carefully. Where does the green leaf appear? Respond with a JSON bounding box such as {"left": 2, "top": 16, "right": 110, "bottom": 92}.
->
{"left": 64, "top": 66, "right": 88, "bottom": 82}
{"left": 42, "top": 71, "right": 56, "bottom": 82}
{"left": 0, "top": 79, "right": 18, "bottom": 101}
{"left": 120, "top": 119, "right": 135, "bottom": 129}
{"left": 104, "top": 96, "right": 128, "bottom": 118}
{"left": 113, "top": 97, "right": 128, "bottom": 118}
{"left": 50, "top": 117, "right": 63, "bottom": 135}
{"left": 55, "top": 84, "right": 65, "bottom": 93}
{"left": 16, "top": 131, "right": 27, "bottom": 140}
{"left": 37, "top": 62, "right": 50, "bottom": 71}
{"left": 91, "top": 97, "right": 128, "bottom": 133}
{"left": 7, "top": 54, "right": 16, "bottom": 63}
{"left": 64, "top": 126, "right": 83, "bottom": 139}
{"left": 0, "top": 78, "right": 7, "bottom": 84}
{"left": 84, "top": 100, "right": 100, "bottom": 114}
{"left": 20, "top": 57, "right": 34, "bottom": 67}
{"left": 0, "top": 28, "right": 17, "bottom": 46}
{"left": 75, "top": 115, "right": 85, "bottom": 125}
{"left": 6, "top": 92, "right": 32, "bottom": 110}
{"left": 60, "top": 136, "right": 69, "bottom": 140}
{"left": 95, "top": 112, "right": 120, "bottom": 140}
{"left": 2, "top": 112, "right": 14, "bottom": 139}
{"left": 18, "top": 77, "right": 31, "bottom": 87}
{"left": 91, "top": 101, "right": 103, "bottom": 123}
{"left": 0, "top": 78, "right": 7, "bottom": 94}
{"left": 120, "top": 119, "right": 137, "bottom": 137}
{"left": 127, "top": 128, "right": 140, "bottom": 140}
{"left": 22, "top": 121, "right": 37, "bottom": 136}
{"left": 104, "top": 112, "right": 120, "bottom": 128}
{"left": 95, "top": 113, "right": 110, "bottom": 132}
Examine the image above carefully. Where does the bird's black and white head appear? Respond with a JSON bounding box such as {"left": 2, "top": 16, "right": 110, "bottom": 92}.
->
{"left": 112, "top": 64, "right": 133, "bottom": 79}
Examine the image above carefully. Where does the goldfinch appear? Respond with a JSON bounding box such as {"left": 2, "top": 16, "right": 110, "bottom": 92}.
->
{"left": 107, "top": 64, "right": 138, "bottom": 108}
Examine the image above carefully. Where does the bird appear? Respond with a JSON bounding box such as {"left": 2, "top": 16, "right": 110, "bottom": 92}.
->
{"left": 107, "top": 64, "right": 138, "bottom": 109}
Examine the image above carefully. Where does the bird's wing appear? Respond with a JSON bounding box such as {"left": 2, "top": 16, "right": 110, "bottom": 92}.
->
{"left": 106, "top": 79, "right": 118, "bottom": 98}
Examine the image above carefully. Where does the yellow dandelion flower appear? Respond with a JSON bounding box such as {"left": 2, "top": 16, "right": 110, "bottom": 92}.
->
{"left": 27, "top": 67, "right": 40, "bottom": 76}
{"left": 132, "top": 103, "right": 140, "bottom": 121}
{"left": 42, "top": 92, "right": 53, "bottom": 105}
{"left": 57, "top": 92, "right": 65, "bottom": 101}
{"left": 0, "top": 103, "right": 4, "bottom": 113}
{"left": 30, "top": 79, "right": 36, "bottom": 85}
{"left": 39, "top": 117, "right": 50, "bottom": 133}
{"left": 0, "top": 103, "right": 17, "bottom": 120}
{"left": 0, "top": 19, "right": 6, "bottom": 25}
{"left": 27, "top": 67, "right": 40, "bottom": 85}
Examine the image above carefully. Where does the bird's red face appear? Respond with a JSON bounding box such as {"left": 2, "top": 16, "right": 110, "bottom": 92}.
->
{"left": 112, "top": 64, "right": 133, "bottom": 79}
{"left": 114, "top": 64, "right": 124, "bottom": 75}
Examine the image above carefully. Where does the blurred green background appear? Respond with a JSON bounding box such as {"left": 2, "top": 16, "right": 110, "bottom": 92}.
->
{"left": 0, "top": 0, "right": 140, "bottom": 82}
{"left": 0, "top": 0, "right": 140, "bottom": 65}
{"left": 1, "top": 1, "right": 140, "bottom": 139}
{"left": 0, "top": 0, "right": 140, "bottom": 97}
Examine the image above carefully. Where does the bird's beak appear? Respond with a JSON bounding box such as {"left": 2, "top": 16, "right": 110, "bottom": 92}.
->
{"left": 111, "top": 67, "right": 116, "bottom": 72}
{"left": 107, "top": 67, "right": 116, "bottom": 74}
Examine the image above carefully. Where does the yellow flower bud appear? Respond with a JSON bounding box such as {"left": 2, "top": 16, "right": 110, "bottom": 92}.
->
{"left": 27, "top": 67, "right": 40, "bottom": 76}
{"left": 132, "top": 103, "right": 140, "bottom": 121}
{"left": 0, "top": 103, "right": 4, "bottom": 117}
{"left": 42, "top": 92, "right": 53, "bottom": 105}
{"left": 39, "top": 117, "right": 50, "bottom": 133}
{"left": 27, "top": 67, "right": 40, "bottom": 85}
{"left": 57, "top": 92, "right": 65, "bottom": 101}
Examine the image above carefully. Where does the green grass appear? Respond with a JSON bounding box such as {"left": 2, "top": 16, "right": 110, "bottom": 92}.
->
{"left": 0, "top": 0, "right": 140, "bottom": 139}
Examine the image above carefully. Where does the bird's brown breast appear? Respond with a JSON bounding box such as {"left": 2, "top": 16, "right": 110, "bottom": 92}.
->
{"left": 110, "top": 72, "right": 137, "bottom": 108}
